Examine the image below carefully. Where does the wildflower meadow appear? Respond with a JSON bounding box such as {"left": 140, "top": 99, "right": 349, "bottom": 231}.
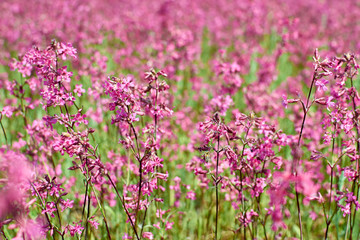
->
{"left": 2, "top": 0, "right": 360, "bottom": 239}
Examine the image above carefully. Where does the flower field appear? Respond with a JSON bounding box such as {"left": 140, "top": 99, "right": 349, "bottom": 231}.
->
{"left": 1, "top": 0, "right": 360, "bottom": 239}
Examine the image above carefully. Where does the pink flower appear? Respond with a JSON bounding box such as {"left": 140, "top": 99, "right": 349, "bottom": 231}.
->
{"left": 205, "top": 95, "right": 233, "bottom": 116}
{"left": 186, "top": 191, "right": 196, "bottom": 200}
{"left": 74, "top": 84, "right": 85, "bottom": 97}
{"left": 165, "top": 221, "right": 174, "bottom": 231}
{"left": 12, "top": 139, "right": 27, "bottom": 150}
{"left": 326, "top": 96, "right": 335, "bottom": 110}
{"left": 88, "top": 219, "right": 100, "bottom": 229}
{"left": 60, "top": 199, "right": 74, "bottom": 212}
{"left": 1, "top": 106, "right": 14, "bottom": 117}
{"left": 315, "top": 79, "right": 329, "bottom": 92}
{"left": 42, "top": 116, "right": 57, "bottom": 130}
{"left": 153, "top": 222, "right": 161, "bottom": 229}
{"left": 58, "top": 43, "right": 77, "bottom": 60}
{"left": 309, "top": 211, "right": 317, "bottom": 221}
{"left": 142, "top": 232, "right": 153, "bottom": 239}
{"left": 67, "top": 222, "right": 84, "bottom": 237}
{"left": 123, "top": 233, "right": 133, "bottom": 239}
{"left": 281, "top": 95, "right": 288, "bottom": 109}
{"left": 41, "top": 202, "right": 57, "bottom": 218}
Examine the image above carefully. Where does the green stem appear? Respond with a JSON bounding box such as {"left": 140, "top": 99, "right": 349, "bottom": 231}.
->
{"left": 107, "top": 174, "right": 140, "bottom": 240}
{"left": 0, "top": 115, "right": 8, "bottom": 146}
{"left": 215, "top": 134, "right": 220, "bottom": 240}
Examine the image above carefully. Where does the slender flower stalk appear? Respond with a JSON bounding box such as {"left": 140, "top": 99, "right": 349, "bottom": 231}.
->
{"left": 293, "top": 49, "right": 324, "bottom": 240}
{"left": 349, "top": 73, "right": 360, "bottom": 239}
{"left": 107, "top": 174, "right": 140, "bottom": 240}
{"left": 215, "top": 134, "right": 220, "bottom": 240}
{"left": 0, "top": 114, "right": 8, "bottom": 147}
{"left": 293, "top": 77, "right": 315, "bottom": 240}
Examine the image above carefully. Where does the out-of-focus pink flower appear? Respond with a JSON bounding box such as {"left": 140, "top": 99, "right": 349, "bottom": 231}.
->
{"left": 281, "top": 95, "right": 288, "bottom": 108}
{"left": 88, "top": 218, "right": 100, "bottom": 229}
{"left": 42, "top": 116, "right": 57, "bottom": 130}
{"left": 165, "top": 221, "right": 174, "bottom": 231}
{"left": 58, "top": 43, "right": 77, "bottom": 60}
{"left": 74, "top": 84, "right": 85, "bottom": 97}
{"left": 142, "top": 232, "right": 153, "bottom": 239}
{"left": 186, "top": 191, "right": 196, "bottom": 200}
{"left": 1, "top": 106, "right": 14, "bottom": 117}
{"left": 123, "top": 233, "right": 132, "bottom": 239}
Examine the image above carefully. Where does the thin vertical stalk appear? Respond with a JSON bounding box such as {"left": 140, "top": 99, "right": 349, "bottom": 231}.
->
{"left": 349, "top": 75, "right": 359, "bottom": 239}
{"left": 295, "top": 72, "right": 317, "bottom": 240}
{"left": 345, "top": 214, "right": 350, "bottom": 239}
{"left": 129, "top": 123, "right": 143, "bottom": 239}
{"left": 88, "top": 181, "right": 111, "bottom": 240}
{"left": 54, "top": 203, "right": 64, "bottom": 240}
{"left": 256, "top": 195, "right": 268, "bottom": 240}
{"left": 134, "top": 158, "right": 143, "bottom": 237}
{"left": 325, "top": 127, "right": 337, "bottom": 240}
{"left": 140, "top": 205, "right": 148, "bottom": 237}
{"left": 154, "top": 78, "right": 158, "bottom": 141}
{"left": 215, "top": 134, "right": 220, "bottom": 240}
{"left": 107, "top": 174, "right": 140, "bottom": 240}
{"left": 82, "top": 179, "right": 89, "bottom": 222}
{"left": 238, "top": 122, "right": 251, "bottom": 239}
{"left": 324, "top": 166, "right": 334, "bottom": 240}
{"left": 30, "top": 182, "right": 56, "bottom": 240}
{"left": 85, "top": 188, "right": 91, "bottom": 239}
{"left": 0, "top": 115, "right": 8, "bottom": 147}
{"left": 239, "top": 169, "right": 246, "bottom": 239}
